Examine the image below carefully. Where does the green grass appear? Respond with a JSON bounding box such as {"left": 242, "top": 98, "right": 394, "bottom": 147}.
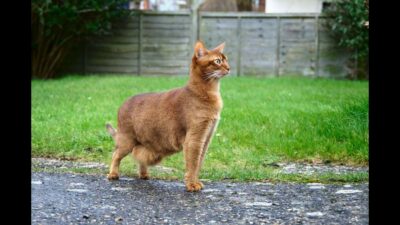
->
{"left": 32, "top": 75, "right": 368, "bottom": 182}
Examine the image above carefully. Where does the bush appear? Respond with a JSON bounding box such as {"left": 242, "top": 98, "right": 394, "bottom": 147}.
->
{"left": 32, "top": 0, "right": 131, "bottom": 79}
{"left": 324, "top": 0, "right": 369, "bottom": 79}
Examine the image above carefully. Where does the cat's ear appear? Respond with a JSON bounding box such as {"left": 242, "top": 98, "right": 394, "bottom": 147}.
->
{"left": 194, "top": 41, "right": 207, "bottom": 58}
{"left": 212, "top": 42, "right": 225, "bottom": 53}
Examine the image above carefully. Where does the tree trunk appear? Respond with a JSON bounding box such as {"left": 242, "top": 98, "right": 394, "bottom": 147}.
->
{"left": 32, "top": 21, "right": 74, "bottom": 79}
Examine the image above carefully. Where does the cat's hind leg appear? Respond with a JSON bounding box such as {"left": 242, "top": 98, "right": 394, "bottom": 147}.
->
{"left": 132, "top": 145, "right": 162, "bottom": 179}
{"left": 107, "top": 132, "right": 135, "bottom": 180}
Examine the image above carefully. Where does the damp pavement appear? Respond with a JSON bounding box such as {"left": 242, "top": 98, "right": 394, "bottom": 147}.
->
{"left": 31, "top": 159, "right": 368, "bottom": 225}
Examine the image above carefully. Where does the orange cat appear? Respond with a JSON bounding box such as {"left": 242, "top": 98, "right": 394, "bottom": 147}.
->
{"left": 106, "top": 41, "right": 230, "bottom": 192}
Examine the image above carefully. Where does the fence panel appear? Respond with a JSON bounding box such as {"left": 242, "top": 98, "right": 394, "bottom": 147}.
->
{"left": 60, "top": 11, "right": 349, "bottom": 78}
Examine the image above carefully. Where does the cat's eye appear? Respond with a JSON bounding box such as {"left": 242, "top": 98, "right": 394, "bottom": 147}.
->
{"left": 214, "top": 59, "right": 221, "bottom": 64}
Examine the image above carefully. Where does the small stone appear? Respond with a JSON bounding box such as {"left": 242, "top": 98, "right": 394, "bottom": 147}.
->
{"left": 101, "top": 205, "right": 117, "bottom": 210}
{"left": 257, "top": 213, "right": 267, "bottom": 218}
{"left": 70, "top": 183, "right": 85, "bottom": 186}
{"left": 288, "top": 208, "right": 301, "bottom": 212}
{"left": 66, "top": 189, "right": 88, "bottom": 193}
{"left": 111, "top": 187, "right": 131, "bottom": 191}
{"left": 119, "top": 177, "right": 134, "bottom": 181}
{"left": 82, "top": 215, "right": 90, "bottom": 219}
{"left": 306, "top": 212, "right": 324, "bottom": 217}
{"left": 115, "top": 217, "right": 123, "bottom": 222}
{"left": 202, "top": 189, "right": 218, "bottom": 193}
{"left": 32, "top": 180, "right": 42, "bottom": 185}
{"left": 245, "top": 202, "right": 273, "bottom": 207}
{"left": 344, "top": 184, "right": 353, "bottom": 188}
{"left": 307, "top": 183, "right": 323, "bottom": 186}
{"left": 309, "top": 185, "right": 325, "bottom": 190}
{"left": 336, "top": 189, "right": 362, "bottom": 194}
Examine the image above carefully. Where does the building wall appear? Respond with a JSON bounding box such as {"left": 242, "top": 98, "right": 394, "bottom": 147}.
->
{"left": 266, "top": 0, "right": 323, "bottom": 13}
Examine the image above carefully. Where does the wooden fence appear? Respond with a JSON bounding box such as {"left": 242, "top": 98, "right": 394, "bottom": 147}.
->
{"left": 61, "top": 11, "right": 349, "bottom": 78}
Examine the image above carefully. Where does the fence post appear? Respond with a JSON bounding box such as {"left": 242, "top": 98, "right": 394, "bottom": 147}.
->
{"left": 274, "top": 17, "right": 281, "bottom": 77}
{"left": 236, "top": 16, "right": 242, "bottom": 76}
{"left": 138, "top": 12, "right": 143, "bottom": 76}
{"left": 315, "top": 15, "right": 320, "bottom": 77}
{"left": 191, "top": 0, "right": 202, "bottom": 47}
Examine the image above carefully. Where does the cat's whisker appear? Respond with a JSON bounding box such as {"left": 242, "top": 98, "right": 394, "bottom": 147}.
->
{"left": 203, "top": 70, "right": 222, "bottom": 81}
{"left": 204, "top": 72, "right": 216, "bottom": 81}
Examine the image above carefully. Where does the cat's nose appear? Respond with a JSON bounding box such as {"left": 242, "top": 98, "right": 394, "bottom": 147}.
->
{"left": 226, "top": 67, "right": 230, "bottom": 72}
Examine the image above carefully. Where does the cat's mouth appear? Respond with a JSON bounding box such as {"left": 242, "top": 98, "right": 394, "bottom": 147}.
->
{"left": 204, "top": 70, "right": 230, "bottom": 81}
{"left": 219, "top": 70, "right": 230, "bottom": 77}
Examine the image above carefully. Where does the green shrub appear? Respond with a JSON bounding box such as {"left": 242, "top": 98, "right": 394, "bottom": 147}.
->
{"left": 324, "top": 0, "right": 369, "bottom": 79}
{"left": 32, "top": 0, "right": 131, "bottom": 79}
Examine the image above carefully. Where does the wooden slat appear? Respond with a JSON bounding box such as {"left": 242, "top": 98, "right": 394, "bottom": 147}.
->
{"left": 141, "top": 59, "right": 189, "bottom": 67}
{"left": 88, "top": 43, "right": 139, "bottom": 53}
{"left": 86, "top": 58, "right": 138, "bottom": 67}
{"left": 141, "top": 43, "right": 189, "bottom": 52}
{"left": 86, "top": 65, "right": 138, "bottom": 74}
{"left": 142, "top": 23, "right": 192, "bottom": 30}
{"left": 141, "top": 66, "right": 189, "bottom": 75}
{"left": 200, "top": 12, "right": 320, "bottom": 18}
{"left": 142, "top": 29, "right": 191, "bottom": 38}
{"left": 94, "top": 36, "right": 139, "bottom": 44}
{"left": 87, "top": 51, "right": 138, "bottom": 60}
{"left": 142, "top": 51, "right": 190, "bottom": 58}
{"left": 110, "top": 29, "right": 140, "bottom": 37}
{"left": 141, "top": 11, "right": 190, "bottom": 16}
{"left": 142, "top": 37, "right": 190, "bottom": 44}
{"left": 241, "top": 67, "right": 276, "bottom": 76}
{"left": 112, "top": 22, "right": 139, "bottom": 29}
{"left": 142, "top": 15, "right": 191, "bottom": 24}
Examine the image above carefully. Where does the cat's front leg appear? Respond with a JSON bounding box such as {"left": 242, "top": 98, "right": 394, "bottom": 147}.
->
{"left": 199, "top": 119, "right": 218, "bottom": 171}
{"left": 183, "top": 121, "right": 214, "bottom": 192}
{"left": 183, "top": 141, "right": 204, "bottom": 192}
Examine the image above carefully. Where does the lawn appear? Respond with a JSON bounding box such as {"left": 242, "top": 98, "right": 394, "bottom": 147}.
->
{"left": 31, "top": 75, "right": 368, "bottom": 182}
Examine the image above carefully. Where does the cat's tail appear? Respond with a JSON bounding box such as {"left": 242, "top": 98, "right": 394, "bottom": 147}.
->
{"left": 106, "top": 123, "right": 117, "bottom": 141}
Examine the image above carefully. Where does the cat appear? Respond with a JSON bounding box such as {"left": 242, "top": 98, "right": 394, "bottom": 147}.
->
{"left": 106, "top": 41, "right": 230, "bottom": 192}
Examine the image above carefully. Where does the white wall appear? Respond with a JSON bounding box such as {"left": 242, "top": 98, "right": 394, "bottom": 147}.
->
{"left": 266, "top": 0, "right": 323, "bottom": 13}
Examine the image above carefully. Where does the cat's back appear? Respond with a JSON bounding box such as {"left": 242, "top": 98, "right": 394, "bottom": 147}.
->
{"left": 128, "top": 87, "right": 185, "bottom": 109}
{"left": 117, "top": 87, "right": 187, "bottom": 126}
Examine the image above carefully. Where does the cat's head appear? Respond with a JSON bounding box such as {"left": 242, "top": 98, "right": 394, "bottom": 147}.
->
{"left": 192, "top": 41, "right": 230, "bottom": 81}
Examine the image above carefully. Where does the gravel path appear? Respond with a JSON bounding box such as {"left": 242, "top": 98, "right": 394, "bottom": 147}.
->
{"left": 32, "top": 171, "right": 368, "bottom": 225}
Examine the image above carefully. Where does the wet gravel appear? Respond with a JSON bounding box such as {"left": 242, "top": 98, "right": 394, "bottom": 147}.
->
{"left": 32, "top": 172, "right": 368, "bottom": 225}
{"left": 275, "top": 162, "right": 368, "bottom": 175}
{"left": 32, "top": 158, "right": 108, "bottom": 170}
{"left": 32, "top": 157, "right": 368, "bottom": 176}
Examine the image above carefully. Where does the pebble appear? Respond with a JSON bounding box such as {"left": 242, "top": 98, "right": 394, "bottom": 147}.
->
{"left": 32, "top": 180, "right": 43, "bottom": 185}
{"left": 335, "top": 189, "right": 362, "bottom": 194}
{"left": 66, "top": 189, "right": 88, "bottom": 193}
{"left": 245, "top": 202, "right": 273, "bottom": 207}
{"left": 306, "top": 212, "right": 324, "bottom": 217}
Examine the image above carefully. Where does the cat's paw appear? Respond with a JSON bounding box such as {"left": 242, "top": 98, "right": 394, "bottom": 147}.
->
{"left": 185, "top": 181, "right": 204, "bottom": 192}
{"left": 107, "top": 173, "right": 119, "bottom": 180}
{"left": 139, "top": 173, "right": 150, "bottom": 180}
